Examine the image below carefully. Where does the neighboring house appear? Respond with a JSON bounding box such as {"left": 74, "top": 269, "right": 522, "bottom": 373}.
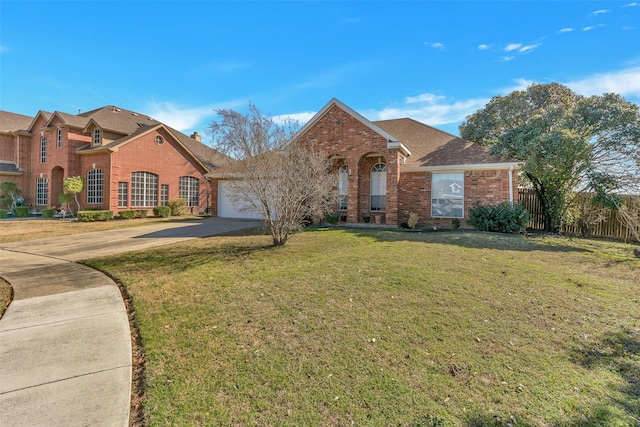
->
{"left": 0, "top": 106, "right": 226, "bottom": 214}
{"left": 210, "top": 98, "right": 520, "bottom": 226}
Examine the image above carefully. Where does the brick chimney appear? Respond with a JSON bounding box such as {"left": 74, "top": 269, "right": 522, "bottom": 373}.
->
{"left": 190, "top": 131, "right": 201, "bottom": 142}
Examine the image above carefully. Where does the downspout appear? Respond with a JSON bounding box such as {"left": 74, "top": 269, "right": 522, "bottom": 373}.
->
{"left": 509, "top": 165, "right": 514, "bottom": 204}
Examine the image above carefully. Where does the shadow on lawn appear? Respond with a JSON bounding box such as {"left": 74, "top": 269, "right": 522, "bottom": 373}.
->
{"left": 567, "top": 327, "right": 640, "bottom": 425}
{"left": 96, "top": 238, "right": 275, "bottom": 275}
{"left": 338, "top": 227, "right": 589, "bottom": 254}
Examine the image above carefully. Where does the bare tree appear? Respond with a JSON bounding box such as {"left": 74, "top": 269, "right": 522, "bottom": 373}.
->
{"left": 209, "top": 103, "right": 338, "bottom": 246}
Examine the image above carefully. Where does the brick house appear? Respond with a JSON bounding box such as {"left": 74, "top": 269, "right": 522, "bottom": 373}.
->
{"left": 289, "top": 98, "right": 520, "bottom": 227}
{"left": 0, "top": 106, "right": 225, "bottom": 214}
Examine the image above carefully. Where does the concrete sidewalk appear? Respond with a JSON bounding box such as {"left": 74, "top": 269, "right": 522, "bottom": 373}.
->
{"left": 0, "top": 217, "right": 261, "bottom": 426}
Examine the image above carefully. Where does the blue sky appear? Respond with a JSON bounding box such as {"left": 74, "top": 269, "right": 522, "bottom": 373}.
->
{"left": 1, "top": 1, "right": 639, "bottom": 138}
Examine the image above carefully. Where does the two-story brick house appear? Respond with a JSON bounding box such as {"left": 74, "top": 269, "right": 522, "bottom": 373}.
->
{"left": 212, "top": 98, "right": 519, "bottom": 226}
{"left": 0, "top": 106, "right": 226, "bottom": 214}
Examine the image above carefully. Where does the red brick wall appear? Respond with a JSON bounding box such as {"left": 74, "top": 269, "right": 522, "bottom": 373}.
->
{"left": 0, "top": 132, "right": 31, "bottom": 207}
{"left": 0, "top": 133, "right": 17, "bottom": 162}
{"left": 399, "top": 168, "right": 519, "bottom": 227}
{"left": 298, "top": 104, "right": 400, "bottom": 225}
{"left": 109, "top": 128, "right": 211, "bottom": 214}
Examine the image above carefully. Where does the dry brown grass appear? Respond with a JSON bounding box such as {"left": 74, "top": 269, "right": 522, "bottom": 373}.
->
{"left": 0, "top": 278, "right": 11, "bottom": 318}
{"left": 0, "top": 215, "right": 203, "bottom": 244}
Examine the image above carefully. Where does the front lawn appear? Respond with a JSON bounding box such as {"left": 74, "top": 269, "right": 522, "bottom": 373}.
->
{"left": 0, "top": 215, "right": 204, "bottom": 243}
{"left": 85, "top": 229, "right": 640, "bottom": 426}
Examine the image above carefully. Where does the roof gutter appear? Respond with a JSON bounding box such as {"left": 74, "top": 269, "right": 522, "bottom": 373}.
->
{"left": 387, "top": 140, "right": 412, "bottom": 157}
{"left": 401, "top": 162, "right": 521, "bottom": 173}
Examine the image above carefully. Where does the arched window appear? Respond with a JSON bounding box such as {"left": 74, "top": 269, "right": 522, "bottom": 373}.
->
{"left": 179, "top": 176, "right": 200, "bottom": 207}
{"left": 131, "top": 172, "right": 158, "bottom": 207}
{"left": 370, "top": 162, "right": 386, "bottom": 211}
{"left": 337, "top": 164, "right": 348, "bottom": 211}
{"left": 87, "top": 169, "right": 104, "bottom": 204}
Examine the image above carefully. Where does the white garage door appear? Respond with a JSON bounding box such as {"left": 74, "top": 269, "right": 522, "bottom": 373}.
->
{"left": 217, "top": 181, "right": 264, "bottom": 219}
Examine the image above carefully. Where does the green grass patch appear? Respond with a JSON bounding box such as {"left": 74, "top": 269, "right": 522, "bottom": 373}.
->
{"left": 85, "top": 229, "right": 640, "bottom": 426}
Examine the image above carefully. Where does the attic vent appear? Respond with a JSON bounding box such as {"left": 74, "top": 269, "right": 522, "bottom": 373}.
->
{"left": 148, "top": 117, "right": 154, "bottom": 121}
{"left": 132, "top": 113, "right": 138, "bottom": 116}
{"left": 137, "top": 123, "right": 147, "bottom": 128}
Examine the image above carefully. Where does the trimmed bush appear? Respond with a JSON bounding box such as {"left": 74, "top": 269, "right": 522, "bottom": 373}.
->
{"left": 0, "top": 209, "right": 8, "bottom": 218}
{"left": 119, "top": 210, "right": 136, "bottom": 219}
{"left": 168, "top": 198, "right": 187, "bottom": 216}
{"left": 135, "top": 209, "right": 148, "bottom": 218}
{"left": 41, "top": 209, "right": 55, "bottom": 218}
{"left": 323, "top": 212, "right": 339, "bottom": 225}
{"left": 77, "top": 210, "right": 114, "bottom": 222}
{"left": 468, "top": 201, "right": 529, "bottom": 234}
{"left": 154, "top": 206, "right": 171, "bottom": 218}
{"left": 14, "top": 207, "right": 29, "bottom": 218}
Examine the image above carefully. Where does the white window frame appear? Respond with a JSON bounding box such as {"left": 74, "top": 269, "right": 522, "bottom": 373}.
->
{"left": 57, "top": 128, "right": 63, "bottom": 148}
{"left": 87, "top": 169, "right": 104, "bottom": 204}
{"left": 40, "top": 136, "right": 47, "bottom": 163}
{"left": 337, "top": 164, "right": 348, "bottom": 211}
{"left": 179, "top": 176, "right": 200, "bottom": 207}
{"left": 36, "top": 177, "right": 48, "bottom": 205}
{"left": 118, "top": 182, "right": 128, "bottom": 207}
{"left": 131, "top": 172, "right": 158, "bottom": 207}
{"left": 93, "top": 129, "right": 101, "bottom": 145}
{"left": 370, "top": 162, "right": 386, "bottom": 211}
{"left": 161, "top": 184, "right": 169, "bottom": 206}
{"left": 431, "top": 172, "right": 464, "bottom": 218}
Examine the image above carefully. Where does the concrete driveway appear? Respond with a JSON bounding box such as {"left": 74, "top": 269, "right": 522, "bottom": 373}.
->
{"left": 0, "top": 217, "right": 261, "bottom": 426}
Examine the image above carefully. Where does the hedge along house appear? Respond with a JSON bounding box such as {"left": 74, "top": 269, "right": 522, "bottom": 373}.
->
{"left": 291, "top": 98, "right": 520, "bottom": 226}
{"left": 0, "top": 106, "right": 226, "bottom": 214}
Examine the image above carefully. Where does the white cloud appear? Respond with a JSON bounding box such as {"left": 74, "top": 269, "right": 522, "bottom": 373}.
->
{"left": 405, "top": 93, "right": 445, "bottom": 104}
{"left": 430, "top": 42, "right": 445, "bottom": 50}
{"left": 564, "top": 67, "right": 640, "bottom": 98}
{"left": 583, "top": 24, "right": 605, "bottom": 31}
{"left": 504, "top": 78, "right": 536, "bottom": 93}
{"left": 144, "top": 100, "right": 245, "bottom": 133}
{"left": 504, "top": 43, "right": 522, "bottom": 52}
{"left": 500, "top": 56, "right": 515, "bottom": 62}
{"left": 478, "top": 44, "right": 490, "bottom": 50}
{"left": 273, "top": 111, "right": 316, "bottom": 125}
{"left": 558, "top": 27, "right": 574, "bottom": 33}
{"left": 519, "top": 43, "right": 541, "bottom": 53}
{"left": 589, "top": 9, "right": 611, "bottom": 16}
{"left": 622, "top": 2, "right": 638, "bottom": 7}
{"left": 361, "top": 93, "right": 490, "bottom": 127}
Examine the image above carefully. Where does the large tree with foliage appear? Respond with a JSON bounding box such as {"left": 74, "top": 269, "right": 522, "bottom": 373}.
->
{"left": 208, "top": 103, "right": 338, "bottom": 246}
{"left": 460, "top": 83, "right": 640, "bottom": 232}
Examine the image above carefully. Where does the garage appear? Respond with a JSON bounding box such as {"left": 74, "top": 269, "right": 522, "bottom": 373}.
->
{"left": 217, "top": 181, "right": 264, "bottom": 219}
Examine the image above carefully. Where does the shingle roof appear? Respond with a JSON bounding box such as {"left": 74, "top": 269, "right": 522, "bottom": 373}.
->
{"left": 80, "top": 105, "right": 160, "bottom": 134}
{"left": 373, "top": 118, "right": 516, "bottom": 168}
{"left": 2, "top": 105, "right": 227, "bottom": 172}
{"left": 77, "top": 119, "right": 228, "bottom": 172}
{"left": 0, "top": 161, "right": 22, "bottom": 174}
{"left": 0, "top": 111, "right": 33, "bottom": 133}
{"left": 47, "top": 111, "right": 90, "bottom": 128}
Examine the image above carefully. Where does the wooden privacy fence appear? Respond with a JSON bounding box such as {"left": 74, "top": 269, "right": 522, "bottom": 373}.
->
{"left": 518, "top": 188, "right": 640, "bottom": 242}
